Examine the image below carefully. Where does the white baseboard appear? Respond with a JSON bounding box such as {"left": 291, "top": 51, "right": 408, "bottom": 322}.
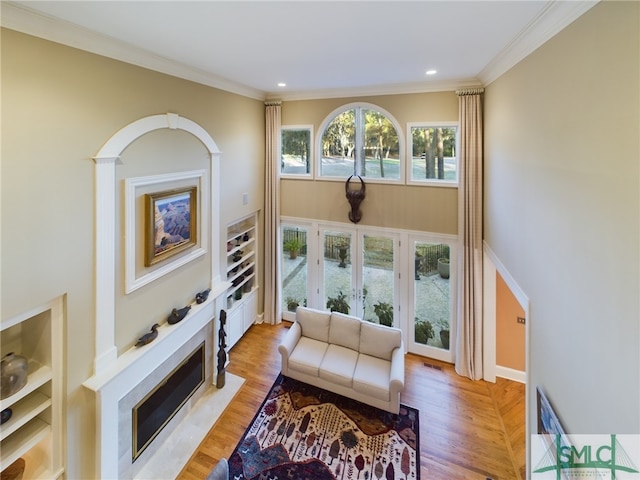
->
{"left": 495, "top": 365, "right": 526, "bottom": 384}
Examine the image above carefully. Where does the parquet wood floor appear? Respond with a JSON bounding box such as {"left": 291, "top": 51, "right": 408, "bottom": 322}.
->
{"left": 177, "top": 322, "right": 526, "bottom": 480}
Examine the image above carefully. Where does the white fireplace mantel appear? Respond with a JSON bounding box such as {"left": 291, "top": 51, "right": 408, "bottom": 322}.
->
{"left": 84, "top": 113, "right": 229, "bottom": 479}
{"left": 83, "top": 295, "right": 221, "bottom": 480}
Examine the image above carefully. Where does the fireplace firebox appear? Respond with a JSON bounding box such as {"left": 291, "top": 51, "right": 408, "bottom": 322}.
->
{"left": 132, "top": 342, "right": 205, "bottom": 460}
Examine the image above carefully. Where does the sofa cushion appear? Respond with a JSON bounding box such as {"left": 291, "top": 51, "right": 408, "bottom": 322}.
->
{"left": 296, "top": 307, "right": 331, "bottom": 343}
{"left": 359, "top": 321, "right": 402, "bottom": 360}
{"left": 319, "top": 344, "right": 358, "bottom": 388}
{"left": 328, "top": 312, "right": 362, "bottom": 351}
{"left": 353, "top": 354, "right": 391, "bottom": 401}
{"left": 288, "top": 337, "right": 328, "bottom": 377}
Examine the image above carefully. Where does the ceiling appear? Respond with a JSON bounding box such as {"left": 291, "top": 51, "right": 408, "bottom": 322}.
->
{"left": 1, "top": 1, "right": 597, "bottom": 101}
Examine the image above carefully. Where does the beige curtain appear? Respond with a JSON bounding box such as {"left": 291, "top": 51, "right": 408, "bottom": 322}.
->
{"left": 455, "top": 88, "right": 484, "bottom": 380}
{"left": 264, "top": 101, "right": 282, "bottom": 325}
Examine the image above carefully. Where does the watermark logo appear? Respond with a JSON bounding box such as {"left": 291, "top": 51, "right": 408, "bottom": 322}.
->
{"left": 531, "top": 434, "right": 640, "bottom": 479}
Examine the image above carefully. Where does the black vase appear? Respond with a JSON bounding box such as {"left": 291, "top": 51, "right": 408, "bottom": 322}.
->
{"left": 1, "top": 407, "right": 12, "bottom": 424}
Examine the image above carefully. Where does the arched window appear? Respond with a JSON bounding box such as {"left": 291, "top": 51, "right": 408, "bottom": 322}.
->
{"left": 318, "top": 103, "right": 402, "bottom": 182}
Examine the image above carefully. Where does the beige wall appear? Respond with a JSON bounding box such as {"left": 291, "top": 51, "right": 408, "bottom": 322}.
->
{"left": 485, "top": 1, "right": 639, "bottom": 435}
{"left": 1, "top": 29, "right": 265, "bottom": 478}
{"left": 115, "top": 129, "right": 213, "bottom": 352}
{"left": 281, "top": 92, "right": 459, "bottom": 233}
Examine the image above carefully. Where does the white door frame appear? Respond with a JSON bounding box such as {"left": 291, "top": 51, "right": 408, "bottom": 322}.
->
{"left": 482, "top": 242, "right": 529, "bottom": 383}
{"left": 406, "top": 234, "right": 457, "bottom": 363}
{"left": 482, "top": 241, "right": 530, "bottom": 480}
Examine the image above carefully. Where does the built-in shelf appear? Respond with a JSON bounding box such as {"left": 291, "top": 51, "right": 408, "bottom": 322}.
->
{"left": 0, "top": 363, "right": 52, "bottom": 412}
{"left": 0, "top": 296, "right": 64, "bottom": 479}
{"left": 225, "top": 213, "right": 259, "bottom": 348}
{"left": 226, "top": 213, "right": 258, "bottom": 307}
{"left": 1, "top": 418, "right": 51, "bottom": 470}
{"left": 0, "top": 392, "right": 52, "bottom": 441}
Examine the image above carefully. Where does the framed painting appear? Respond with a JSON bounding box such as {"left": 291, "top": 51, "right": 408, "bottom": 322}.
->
{"left": 537, "top": 386, "right": 565, "bottom": 436}
{"left": 145, "top": 186, "right": 197, "bottom": 266}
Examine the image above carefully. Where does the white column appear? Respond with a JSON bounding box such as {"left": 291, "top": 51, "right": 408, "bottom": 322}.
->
{"left": 210, "top": 152, "right": 223, "bottom": 288}
{"left": 93, "top": 156, "right": 118, "bottom": 374}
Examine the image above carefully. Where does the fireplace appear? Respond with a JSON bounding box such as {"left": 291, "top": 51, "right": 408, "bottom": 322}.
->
{"left": 132, "top": 342, "right": 205, "bottom": 460}
{"left": 85, "top": 113, "right": 231, "bottom": 479}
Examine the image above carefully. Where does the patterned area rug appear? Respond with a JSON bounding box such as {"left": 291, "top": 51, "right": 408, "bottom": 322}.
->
{"left": 228, "top": 374, "right": 420, "bottom": 480}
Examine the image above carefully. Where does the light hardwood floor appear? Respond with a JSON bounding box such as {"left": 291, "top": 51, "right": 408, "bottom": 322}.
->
{"left": 177, "top": 322, "right": 526, "bottom": 480}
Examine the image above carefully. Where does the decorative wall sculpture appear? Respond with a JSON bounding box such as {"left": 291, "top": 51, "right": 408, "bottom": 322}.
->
{"left": 217, "top": 310, "right": 227, "bottom": 388}
{"left": 345, "top": 175, "right": 366, "bottom": 223}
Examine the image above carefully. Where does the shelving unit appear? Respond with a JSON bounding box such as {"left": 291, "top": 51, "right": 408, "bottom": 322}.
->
{"left": 225, "top": 213, "right": 259, "bottom": 349}
{"left": 0, "top": 297, "right": 64, "bottom": 479}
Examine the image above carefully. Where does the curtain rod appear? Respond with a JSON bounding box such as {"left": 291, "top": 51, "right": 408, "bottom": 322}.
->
{"left": 456, "top": 88, "right": 485, "bottom": 96}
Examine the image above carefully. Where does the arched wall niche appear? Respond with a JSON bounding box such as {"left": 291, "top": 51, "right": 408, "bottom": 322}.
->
{"left": 91, "top": 112, "right": 225, "bottom": 375}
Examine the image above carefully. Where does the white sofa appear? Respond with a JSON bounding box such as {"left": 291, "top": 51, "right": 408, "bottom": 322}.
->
{"left": 278, "top": 306, "right": 405, "bottom": 414}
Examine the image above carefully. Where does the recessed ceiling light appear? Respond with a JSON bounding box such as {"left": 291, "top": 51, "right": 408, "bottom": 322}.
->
{"left": 426, "top": 70, "right": 437, "bottom": 76}
{"left": 277, "top": 82, "right": 287, "bottom": 87}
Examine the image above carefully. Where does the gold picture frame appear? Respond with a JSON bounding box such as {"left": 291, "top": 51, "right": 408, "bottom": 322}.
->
{"left": 145, "top": 186, "right": 197, "bottom": 266}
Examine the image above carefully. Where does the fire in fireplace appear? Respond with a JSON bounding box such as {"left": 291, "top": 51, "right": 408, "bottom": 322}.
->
{"left": 132, "top": 342, "right": 205, "bottom": 460}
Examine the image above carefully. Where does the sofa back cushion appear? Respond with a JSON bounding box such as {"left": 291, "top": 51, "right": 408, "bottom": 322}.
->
{"left": 359, "top": 321, "right": 402, "bottom": 360}
{"left": 296, "top": 307, "right": 331, "bottom": 343}
{"left": 329, "top": 312, "right": 361, "bottom": 351}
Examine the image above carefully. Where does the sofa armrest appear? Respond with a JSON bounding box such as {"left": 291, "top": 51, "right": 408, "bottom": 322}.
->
{"left": 205, "top": 458, "right": 228, "bottom": 480}
{"left": 278, "top": 322, "right": 302, "bottom": 375}
{"left": 389, "top": 342, "right": 405, "bottom": 394}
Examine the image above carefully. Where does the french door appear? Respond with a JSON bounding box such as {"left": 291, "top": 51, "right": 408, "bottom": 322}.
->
{"left": 319, "top": 226, "right": 399, "bottom": 324}
{"left": 280, "top": 222, "right": 311, "bottom": 322}
{"left": 280, "top": 219, "right": 456, "bottom": 363}
{"left": 406, "top": 235, "right": 455, "bottom": 363}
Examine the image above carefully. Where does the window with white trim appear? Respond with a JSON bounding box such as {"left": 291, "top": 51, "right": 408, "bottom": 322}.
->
{"left": 318, "top": 103, "right": 402, "bottom": 182}
{"left": 281, "top": 125, "right": 313, "bottom": 177}
{"left": 407, "top": 123, "right": 458, "bottom": 185}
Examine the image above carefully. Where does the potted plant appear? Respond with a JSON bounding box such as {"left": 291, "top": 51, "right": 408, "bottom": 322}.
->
{"left": 337, "top": 243, "right": 349, "bottom": 268}
{"left": 326, "top": 290, "right": 350, "bottom": 314}
{"left": 283, "top": 238, "right": 303, "bottom": 259}
{"left": 373, "top": 301, "right": 393, "bottom": 327}
{"left": 437, "top": 257, "right": 450, "bottom": 279}
{"left": 285, "top": 296, "right": 300, "bottom": 312}
{"left": 414, "top": 319, "right": 435, "bottom": 345}
{"left": 414, "top": 252, "right": 422, "bottom": 280}
{"left": 434, "top": 318, "right": 450, "bottom": 349}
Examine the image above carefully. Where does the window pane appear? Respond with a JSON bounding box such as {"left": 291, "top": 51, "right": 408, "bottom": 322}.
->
{"left": 282, "top": 226, "right": 308, "bottom": 313}
{"left": 323, "top": 230, "right": 353, "bottom": 314}
{"left": 362, "top": 109, "right": 400, "bottom": 180}
{"left": 320, "top": 110, "right": 356, "bottom": 177}
{"left": 413, "top": 242, "right": 450, "bottom": 350}
{"left": 281, "top": 128, "right": 311, "bottom": 175}
{"left": 410, "top": 126, "right": 457, "bottom": 182}
{"left": 362, "top": 234, "right": 395, "bottom": 325}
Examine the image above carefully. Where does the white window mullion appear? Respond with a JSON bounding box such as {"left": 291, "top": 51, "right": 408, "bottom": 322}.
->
{"left": 354, "top": 107, "right": 364, "bottom": 177}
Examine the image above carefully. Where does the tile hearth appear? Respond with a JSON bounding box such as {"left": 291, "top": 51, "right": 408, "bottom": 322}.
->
{"left": 135, "top": 373, "right": 244, "bottom": 480}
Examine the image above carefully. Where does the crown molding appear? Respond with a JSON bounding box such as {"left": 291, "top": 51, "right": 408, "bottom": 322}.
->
{"left": 267, "top": 79, "right": 484, "bottom": 102}
{"left": 478, "top": 0, "right": 599, "bottom": 86}
{"left": 0, "top": 2, "right": 267, "bottom": 101}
